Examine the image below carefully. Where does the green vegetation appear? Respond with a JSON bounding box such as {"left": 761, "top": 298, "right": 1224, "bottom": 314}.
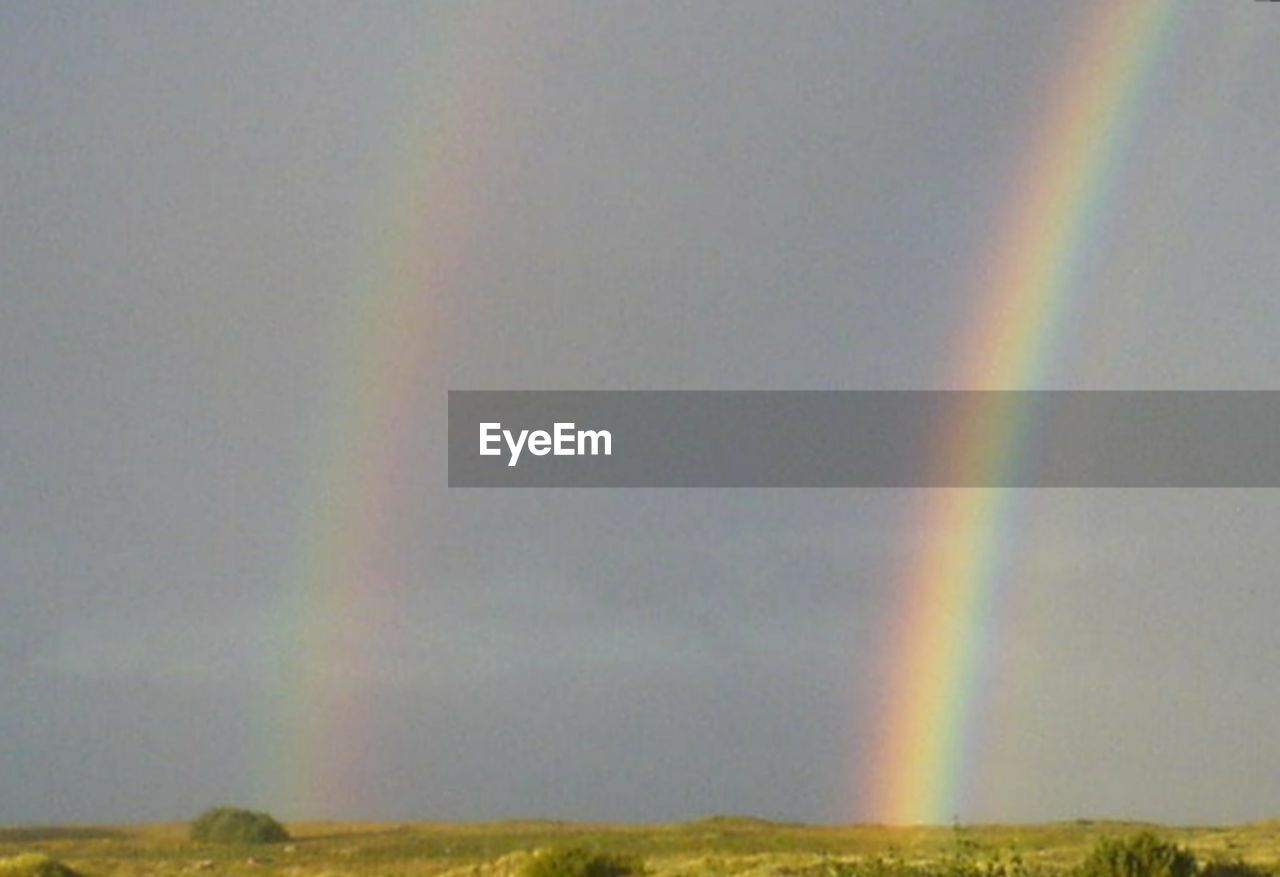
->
{"left": 1074, "top": 834, "right": 1195, "bottom": 877}
{"left": 0, "top": 853, "right": 83, "bottom": 877}
{"left": 523, "top": 847, "right": 643, "bottom": 877}
{"left": 189, "top": 806, "right": 290, "bottom": 844}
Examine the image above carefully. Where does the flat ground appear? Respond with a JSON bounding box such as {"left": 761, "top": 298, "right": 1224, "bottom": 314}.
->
{"left": 3, "top": 818, "right": 1279, "bottom": 877}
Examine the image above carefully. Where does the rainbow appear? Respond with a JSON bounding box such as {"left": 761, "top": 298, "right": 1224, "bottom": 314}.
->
{"left": 862, "top": 0, "right": 1183, "bottom": 824}
{"left": 256, "top": 7, "right": 507, "bottom": 817}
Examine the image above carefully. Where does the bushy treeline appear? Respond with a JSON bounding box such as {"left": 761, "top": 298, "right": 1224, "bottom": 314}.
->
{"left": 1074, "top": 834, "right": 1269, "bottom": 877}
{"left": 512, "top": 835, "right": 1271, "bottom": 877}
{"left": 1073, "top": 833, "right": 1269, "bottom": 877}
{"left": 817, "top": 834, "right": 1272, "bottom": 877}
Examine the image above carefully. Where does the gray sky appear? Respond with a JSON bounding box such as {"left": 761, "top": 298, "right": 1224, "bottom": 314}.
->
{"left": 4, "top": 2, "right": 1280, "bottom": 826}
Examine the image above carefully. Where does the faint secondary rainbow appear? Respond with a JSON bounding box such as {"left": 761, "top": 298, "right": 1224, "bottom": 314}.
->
{"left": 256, "top": 8, "right": 506, "bottom": 817}
{"left": 862, "top": 0, "right": 1183, "bottom": 824}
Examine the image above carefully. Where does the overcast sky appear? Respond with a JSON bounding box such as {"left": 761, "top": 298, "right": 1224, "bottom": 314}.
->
{"left": 4, "top": 2, "right": 1280, "bottom": 826}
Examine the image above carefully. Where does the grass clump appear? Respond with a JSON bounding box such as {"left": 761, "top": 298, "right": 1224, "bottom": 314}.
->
{"left": 0, "top": 854, "right": 84, "bottom": 877}
{"left": 190, "top": 806, "right": 290, "bottom": 844}
{"left": 1075, "top": 834, "right": 1196, "bottom": 877}
{"left": 522, "top": 847, "right": 643, "bottom": 877}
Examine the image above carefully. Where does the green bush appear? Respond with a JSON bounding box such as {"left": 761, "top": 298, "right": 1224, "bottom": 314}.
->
{"left": 1075, "top": 834, "right": 1196, "bottom": 877}
{"left": 0, "top": 853, "right": 84, "bottom": 877}
{"left": 190, "top": 806, "right": 290, "bottom": 844}
{"left": 521, "top": 847, "right": 642, "bottom": 877}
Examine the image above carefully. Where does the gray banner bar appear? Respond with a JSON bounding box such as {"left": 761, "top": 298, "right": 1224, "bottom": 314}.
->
{"left": 448, "top": 391, "right": 1280, "bottom": 487}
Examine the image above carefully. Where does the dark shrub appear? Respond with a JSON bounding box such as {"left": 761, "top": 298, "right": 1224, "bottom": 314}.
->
{"left": 1201, "top": 861, "right": 1272, "bottom": 877}
{"left": 521, "top": 847, "right": 642, "bottom": 877}
{"left": 1076, "top": 834, "right": 1196, "bottom": 877}
{"left": 190, "top": 806, "right": 290, "bottom": 844}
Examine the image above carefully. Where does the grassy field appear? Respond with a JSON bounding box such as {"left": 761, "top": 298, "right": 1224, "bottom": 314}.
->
{"left": 2, "top": 818, "right": 1279, "bottom": 877}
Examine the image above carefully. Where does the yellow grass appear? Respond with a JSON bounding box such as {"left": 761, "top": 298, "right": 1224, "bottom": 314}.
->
{"left": 1, "top": 818, "right": 1276, "bottom": 877}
